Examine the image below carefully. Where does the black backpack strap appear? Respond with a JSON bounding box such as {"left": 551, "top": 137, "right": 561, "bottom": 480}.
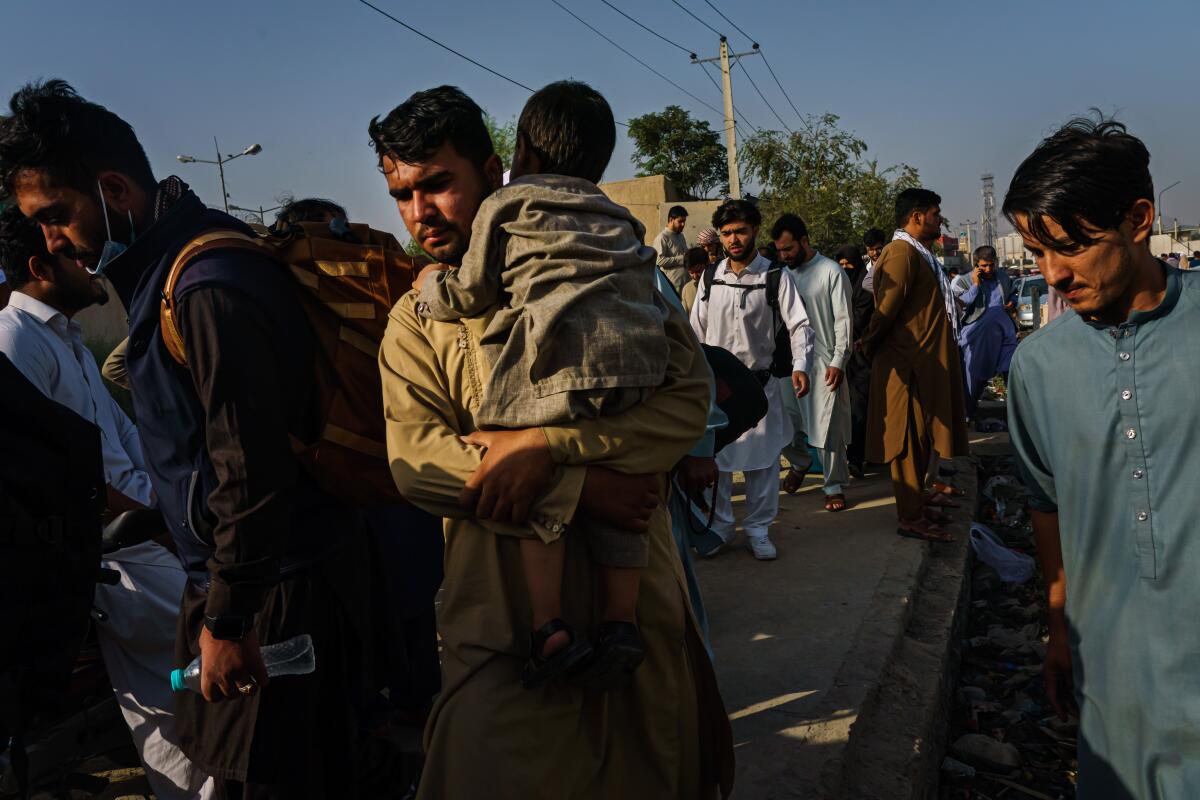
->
{"left": 766, "top": 263, "right": 784, "bottom": 311}
{"left": 700, "top": 261, "right": 719, "bottom": 302}
{"left": 766, "top": 263, "right": 786, "bottom": 327}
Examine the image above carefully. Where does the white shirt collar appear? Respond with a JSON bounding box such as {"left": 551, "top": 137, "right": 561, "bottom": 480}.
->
{"left": 7, "top": 291, "right": 67, "bottom": 325}
{"left": 718, "top": 252, "right": 770, "bottom": 279}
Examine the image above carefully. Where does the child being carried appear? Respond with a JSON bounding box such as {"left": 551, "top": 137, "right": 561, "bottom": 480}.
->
{"left": 417, "top": 81, "right": 672, "bottom": 691}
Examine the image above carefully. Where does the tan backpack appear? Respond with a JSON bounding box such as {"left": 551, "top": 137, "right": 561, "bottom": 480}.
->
{"left": 159, "top": 221, "right": 421, "bottom": 507}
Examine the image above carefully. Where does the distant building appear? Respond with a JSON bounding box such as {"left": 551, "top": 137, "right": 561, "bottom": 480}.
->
{"left": 996, "top": 232, "right": 1033, "bottom": 266}
{"left": 937, "top": 234, "right": 960, "bottom": 258}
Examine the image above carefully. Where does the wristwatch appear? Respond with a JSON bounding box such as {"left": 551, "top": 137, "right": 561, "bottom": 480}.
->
{"left": 203, "top": 613, "right": 251, "bottom": 641}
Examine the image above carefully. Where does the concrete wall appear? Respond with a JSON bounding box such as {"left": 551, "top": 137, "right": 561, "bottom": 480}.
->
{"left": 600, "top": 174, "right": 686, "bottom": 246}
{"left": 659, "top": 200, "right": 724, "bottom": 249}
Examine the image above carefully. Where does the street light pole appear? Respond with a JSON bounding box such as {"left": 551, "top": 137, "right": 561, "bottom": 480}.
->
{"left": 214, "top": 137, "right": 229, "bottom": 213}
{"left": 177, "top": 140, "right": 263, "bottom": 214}
{"left": 1158, "top": 180, "right": 1181, "bottom": 235}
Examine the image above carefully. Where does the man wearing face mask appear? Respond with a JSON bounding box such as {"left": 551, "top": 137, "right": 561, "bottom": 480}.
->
{"left": 0, "top": 80, "right": 378, "bottom": 797}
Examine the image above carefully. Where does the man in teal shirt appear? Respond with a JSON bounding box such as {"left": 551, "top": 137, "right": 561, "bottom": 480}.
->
{"left": 1005, "top": 115, "right": 1200, "bottom": 799}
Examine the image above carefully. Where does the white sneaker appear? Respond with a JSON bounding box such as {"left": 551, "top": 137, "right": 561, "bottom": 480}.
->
{"left": 747, "top": 535, "right": 777, "bottom": 561}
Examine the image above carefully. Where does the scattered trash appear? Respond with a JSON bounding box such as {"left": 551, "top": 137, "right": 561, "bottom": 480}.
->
{"left": 951, "top": 733, "right": 1022, "bottom": 773}
{"left": 941, "top": 454, "right": 1076, "bottom": 799}
{"left": 970, "top": 524, "right": 1036, "bottom": 585}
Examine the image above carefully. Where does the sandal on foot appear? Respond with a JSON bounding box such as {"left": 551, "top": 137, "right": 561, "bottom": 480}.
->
{"left": 521, "top": 619, "right": 593, "bottom": 690}
{"left": 824, "top": 493, "right": 848, "bottom": 512}
{"left": 931, "top": 481, "right": 966, "bottom": 498}
{"left": 568, "top": 621, "right": 645, "bottom": 691}
{"left": 781, "top": 469, "right": 805, "bottom": 494}
{"left": 897, "top": 519, "right": 954, "bottom": 543}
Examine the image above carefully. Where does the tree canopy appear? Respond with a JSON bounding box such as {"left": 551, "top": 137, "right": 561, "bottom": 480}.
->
{"left": 485, "top": 113, "right": 516, "bottom": 172}
{"left": 740, "top": 113, "right": 920, "bottom": 253}
{"left": 627, "top": 105, "right": 727, "bottom": 199}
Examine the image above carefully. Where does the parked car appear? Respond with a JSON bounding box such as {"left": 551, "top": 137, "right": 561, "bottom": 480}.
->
{"left": 1014, "top": 276, "right": 1048, "bottom": 328}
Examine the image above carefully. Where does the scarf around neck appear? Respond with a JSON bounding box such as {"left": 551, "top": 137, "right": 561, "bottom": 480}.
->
{"left": 892, "top": 229, "right": 960, "bottom": 338}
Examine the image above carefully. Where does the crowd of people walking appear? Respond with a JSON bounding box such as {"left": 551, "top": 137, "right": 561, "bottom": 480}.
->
{"left": 0, "top": 73, "right": 1194, "bottom": 800}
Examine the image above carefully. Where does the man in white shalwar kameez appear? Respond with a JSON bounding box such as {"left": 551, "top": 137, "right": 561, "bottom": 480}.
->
{"left": 690, "top": 200, "right": 814, "bottom": 560}
{"left": 0, "top": 211, "right": 211, "bottom": 799}
{"left": 772, "top": 214, "right": 854, "bottom": 510}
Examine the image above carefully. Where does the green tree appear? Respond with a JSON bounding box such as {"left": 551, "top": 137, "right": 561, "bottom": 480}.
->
{"left": 740, "top": 113, "right": 920, "bottom": 253}
{"left": 485, "top": 113, "right": 516, "bottom": 172}
{"left": 627, "top": 105, "right": 727, "bottom": 198}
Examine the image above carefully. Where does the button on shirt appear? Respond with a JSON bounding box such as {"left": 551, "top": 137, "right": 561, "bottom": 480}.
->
{"left": 1007, "top": 265, "right": 1200, "bottom": 799}
{"left": 0, "top": 292, "right": 153, "bottom": 505}
{"left": 689, "top": 254, "right": 813, "bottom": 375}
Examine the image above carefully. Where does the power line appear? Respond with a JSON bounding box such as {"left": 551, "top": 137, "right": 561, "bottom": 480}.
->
{"left": 355, "top": 0, "right": 534, "bottom": 92}
{"left": 590, "top": 0, "right": 760, "bottom": 132}
{"left": 759, "top": 51, "right": 804, "bottom": 124}
{"left": 668, "top": 0, "right": 724, "bottom": 38}
{"left": 699, "top": 62, "right": 760, "bottom": 134}
{"left": 731, "top": 53, "right": 791, "bottom": 134}
{"left": 551, "top": 0, "right": 725, "bottom": 119}
{"left": 694, "top": 0, "right": 806, "bottom": 125}
{"left": 357, "top": 0, "right": 631, "bottom": 128}
{"left": 700, "top": 0, "right": 755, "bottom": 45}
{"left": 598, "top": 0, "right": 694, "bottom": 57}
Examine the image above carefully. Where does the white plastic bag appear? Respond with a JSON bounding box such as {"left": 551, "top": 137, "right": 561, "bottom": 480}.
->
{"left": 969, "top": 523, "right": 1035, "bottom": 585}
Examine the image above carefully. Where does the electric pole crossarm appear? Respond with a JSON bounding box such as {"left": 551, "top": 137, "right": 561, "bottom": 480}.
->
{"left": 691, "top": 49, "right": 759, "bottom": 65}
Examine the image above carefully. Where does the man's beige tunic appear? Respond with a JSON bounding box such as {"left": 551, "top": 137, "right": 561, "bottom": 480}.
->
{"left": 380, "top": 292, "right": 734, "bottom": 799}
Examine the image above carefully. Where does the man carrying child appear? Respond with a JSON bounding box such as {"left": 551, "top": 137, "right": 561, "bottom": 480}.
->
{"left": 374, "top": 83, "right": 734, "bottom": 798}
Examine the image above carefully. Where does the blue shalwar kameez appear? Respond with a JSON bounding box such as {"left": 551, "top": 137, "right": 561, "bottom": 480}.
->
{"left": 1008, "top": 265, "right": 1200, "bottom": 800}
{"left": 959, "top": 277, "right": 1018, "bottom": 417}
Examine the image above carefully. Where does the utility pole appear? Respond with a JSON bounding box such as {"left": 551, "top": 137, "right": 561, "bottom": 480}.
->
{"left": 692, "top": 38, "right": 761, "bottom": 200}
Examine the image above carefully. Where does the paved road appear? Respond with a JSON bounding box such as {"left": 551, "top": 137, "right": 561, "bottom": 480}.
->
{"left": 696, "top": 467, "right": 926, "bottom": 798}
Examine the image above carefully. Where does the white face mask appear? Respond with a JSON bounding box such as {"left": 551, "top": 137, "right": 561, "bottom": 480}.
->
{"left": 89, "top": 180, "right": 135, "bottom": 275}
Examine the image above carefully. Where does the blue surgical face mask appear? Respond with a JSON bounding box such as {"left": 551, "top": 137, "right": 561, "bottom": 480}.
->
{"left": 90, "top": 180, "right": 135, "bottom": 275}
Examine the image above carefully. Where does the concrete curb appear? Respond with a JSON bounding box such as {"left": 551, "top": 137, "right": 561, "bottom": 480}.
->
{"left": 819, "top": 457, "right": 978, "bottom": 799}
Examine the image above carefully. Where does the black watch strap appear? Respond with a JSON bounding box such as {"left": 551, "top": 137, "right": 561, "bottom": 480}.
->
{"left": 204, "top": 613, "right": 251, "bottom": 641}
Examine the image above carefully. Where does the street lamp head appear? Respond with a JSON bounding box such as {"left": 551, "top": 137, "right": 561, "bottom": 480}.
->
{"left": 243, "top": 144, "right": 262, "bottom": 156}
{"left": 176, "top": 155, "right": 196, "bottom": 163}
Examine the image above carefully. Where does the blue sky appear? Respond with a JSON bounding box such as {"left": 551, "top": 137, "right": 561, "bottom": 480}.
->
{"left": 3, "top": 0, "right": 1197, "bottom": 243}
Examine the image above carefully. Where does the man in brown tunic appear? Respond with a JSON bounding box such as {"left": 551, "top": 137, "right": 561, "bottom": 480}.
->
{"left": 858, "top": 188, "right": 969, "bottom": 540}
{"left": 372, "top": 86, "right": 733, "bottom": 799}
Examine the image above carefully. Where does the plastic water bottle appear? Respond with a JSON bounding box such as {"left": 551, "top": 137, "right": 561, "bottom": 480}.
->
{"left": 170, "top": 633, "right": 316, "bottom": 693}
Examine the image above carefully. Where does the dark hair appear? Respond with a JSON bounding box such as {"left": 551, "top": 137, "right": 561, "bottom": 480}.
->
{"left": 834, "top": 244, "right": 864, "bottom": 271}
{"left": 894, "top": 188, "right": 941, "bottom": 229}
{"left": 1002, "top": 114, "right": 1153, "bottom": 253}
{"left": 770, "top": 213, "right": 808, "bottom": 242}
{"left": 368, "top": 85, "right": 495, "bottom": 171}
{"left": 0, "top": 79, "right": 155, "bottom": 197}
{"left": 758, "top": 243, "right": 778, "bottom": 260}
{"left": 668, "top": 205, "right": 688, "bottom": 220}
{"left": 276, "top": 197, "right": 347, "bottom": 226}
{"left": 685, "top": 246, "right": 708, "bottom": 269}
{"left": 0, "top": 205, "right": 49, "bottom": 289}
{"left": 974, "top": 245, "right": 997, "bottom": 263}
{"left": 863, "top": 227, "right": 887, "bottom": 248}
{"left": 517, "top": 81, "right": 615, "bottom": 184}
{"left": 712, "top": 199, "right": 761, "bottom": 229}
